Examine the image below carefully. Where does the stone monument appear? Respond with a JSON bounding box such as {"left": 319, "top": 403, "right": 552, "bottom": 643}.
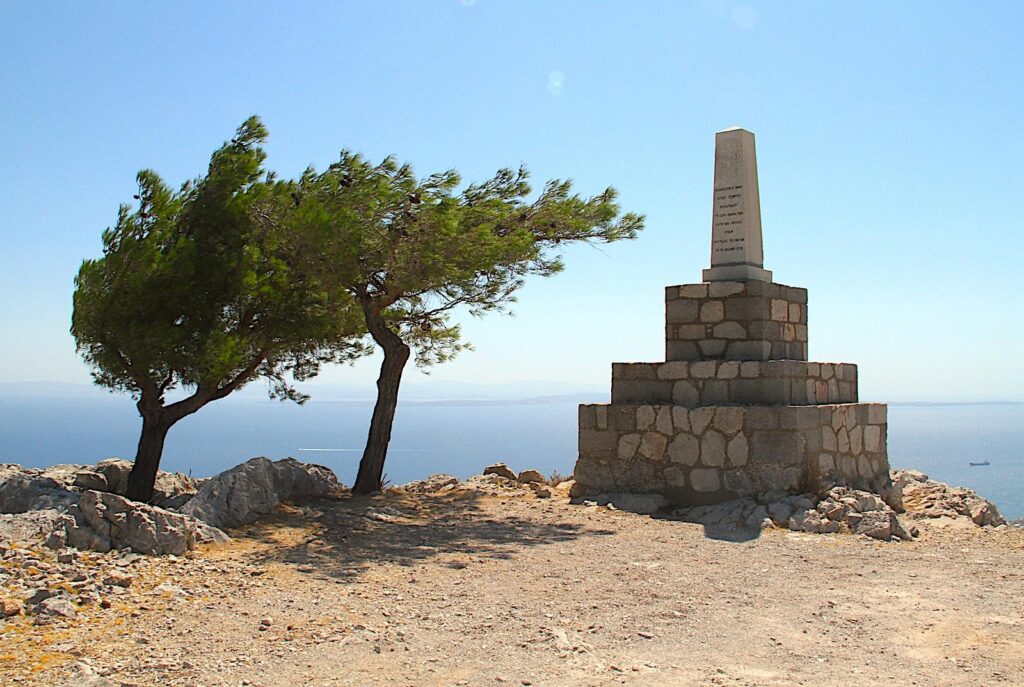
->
{"left": 573, "top": 128, "right": 892, "bottom": 505}
{"left": 702, "top": 127, "right": 771, "bottom": 283}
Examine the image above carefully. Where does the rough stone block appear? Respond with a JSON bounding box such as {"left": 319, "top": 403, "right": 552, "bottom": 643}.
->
{"left": 689, "top": 407, "right": 715, "bottom": 435}
{"left": 665, "top": 281, "right": 809, "bottom": 361}
{"left": 607, "top": 406, "right": 636, "bottom": 431}
{"left": 690, "top": 468, "right": 721, "bottom": 492}
{"left": 676, "top": 324, "right": 707, "bottom": 340}
{"left": 727, "top": 434, "right": 749, "bottom": 466}
{"left": 678, "top": 284, "right": 708, "bottom": 298}
{"left": 714, "top": 407, "right": 744, "bottom": 435}
{"left": 700, "top": 301, "right": 725, "bottom": 323}
{"left": 666, "top": 340, "right": 700, "bottom": 361}
{"left": 666, "top": 299, "right": 699, "bottom": 324}
{"left": 745, "top": 406, "right": 780, "bottom": 430}
{"left": 611, "top": 379, "right": 672, "bottom": 404}
{"left": 717, "top": 361, "right": 740, "bottom": 379}
{"left": 667, "top": 434, "right": 699, "bottom": 466}
{"left": 579, "top": 428, "right": 618, "bottom": 459}
{"left": 579, "top": 405, "right": 596, "bottom": 431}
{"left": 698, "top": 339, "right": 727, "bottom": 357}
{"left": 713, "top": 322, "right": 746, "bottom": 340}
{"left": 574, "top": 402, "right": 890, "bottom": 508}
{"left": 672, "top": 381, "right": 699, "bottom": 407}
{"left": 709, "top": 282, "right": 745, "bottom": 297}
{"left": 638, "top": 432, "right": 668, "bottom": 461}
{"left": 657, "top": 361, "right": 689, "bottom": 380}
{"left": 702, "top": 380, "right": 729, "bottom": 405}
{"left": 750, "top": 430, "right": 804, "bottom": 465}
{"left": 618, "top": 433, "right": 641, "bottom": 459}
{"left": 701, "top": 431, "right": 726, "bottom": 467}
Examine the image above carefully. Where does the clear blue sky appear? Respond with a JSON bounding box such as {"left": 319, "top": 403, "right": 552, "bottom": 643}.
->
{"left": 1, "top": 1, "right": 1021, "bottom": 401}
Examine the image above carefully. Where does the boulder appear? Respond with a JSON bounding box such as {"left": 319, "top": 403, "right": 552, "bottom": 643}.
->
{"left": 92, "top": 459, "right": 134, "bottom": 494}
{"left": 517, "top": 469, "right": 547, "bottom": 485}
{"left": 790, "top": 509, "right": 841, "bottom": 534}
{"left": 0, "top": 509, "right": 66, "bottom": 545}
{"left": 72, "top": 471, "right": 108, "bottom": 492}
{"left": 552, "top": 479, "right": 575, "bottom": 497}
{"left": 0, "top": 464, "right": 78, "bottom": 513}
{"left": 65, "top": 490, "right": 228, "bottom": 555}
{"left": 37, "top": 595, "right": 76, "bottom": 618}
{"left": 1, "top": 596, "right": 23, "bottom": 618}
{"left": 180, "top": 457, "right": 338, "bottom": 529}
{"left": 93, "top": 458, "right": 202, "bottom": 508}
{"left": 463, "top": 473, "right": 529, "bottom": 495}
{"left": 853, "top": 510, "right": 893, "bottom": 540}
{"left": 895, "top": 469, "right": 1006, "bottom": 527}
{"left": 767, "top": 502, "right": 792, "bottom": 526}
{"left": 969, "top": 499, "right": 1002, "bottom": 527}
{"left": 482, "top": 463, "right": 517, "bottom": 481}
{"left": 663, "top": 487, "right": 913, "bottom": 541}
{"left": 530, "top": 483, "right": 552, "bottom": 499}
{"left": 400, "top": 474, "right": 461, "bottom": 494}
{"left": 152, "top": 471, "right": 204, "bottom": 509}
{"left": 0, "top": 461, "right": 202, "bottom": 516}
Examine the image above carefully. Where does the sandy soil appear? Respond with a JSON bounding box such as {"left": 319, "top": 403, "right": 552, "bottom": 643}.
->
{"left": 3, "top": 487, "right": 1023, "bottom": 687}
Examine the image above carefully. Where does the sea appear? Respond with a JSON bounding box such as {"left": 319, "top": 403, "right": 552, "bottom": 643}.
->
{"left": 1, "top": 388, "right": 1021, "bottom": 520}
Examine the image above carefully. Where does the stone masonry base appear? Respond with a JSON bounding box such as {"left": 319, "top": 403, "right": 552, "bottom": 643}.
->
{"left": 575, "top": 402, "right": 890, "bottom": 506}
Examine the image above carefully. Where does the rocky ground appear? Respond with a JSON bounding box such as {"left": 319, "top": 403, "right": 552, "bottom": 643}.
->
{"left": 1, "top": 467, "right": 1021, "bottom": 687}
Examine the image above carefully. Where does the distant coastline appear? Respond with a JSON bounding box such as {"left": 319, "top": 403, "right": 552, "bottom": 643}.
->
{"left": 0, "top": 381, "right": 1021, "bottom": 408}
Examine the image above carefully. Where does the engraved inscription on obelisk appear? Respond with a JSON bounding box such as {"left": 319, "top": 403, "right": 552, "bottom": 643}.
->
{"left": 702, "top": 127, "right": 772, "bottom": 283}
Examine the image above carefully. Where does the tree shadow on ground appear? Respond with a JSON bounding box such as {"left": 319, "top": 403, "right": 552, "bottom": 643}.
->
{"left": 236, "top": 489, "right": 617, "bottom": 582}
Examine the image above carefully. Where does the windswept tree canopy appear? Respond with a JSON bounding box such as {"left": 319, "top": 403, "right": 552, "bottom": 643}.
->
{"left": 292, "top": 152, "right": 645, "bottom": 493}
{"left": 296, "top": 153, "right": 645, "bottom": 366}
{"left": 72, "top": 117, "right": 368, "bottom": 500}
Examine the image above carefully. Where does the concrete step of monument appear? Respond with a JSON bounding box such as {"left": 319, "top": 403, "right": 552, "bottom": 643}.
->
{"left": 611, "top": 360, "right": 857, "bottom": 407}
{"left": 576, "top": 401, "right": 888, "bottom": 507}
{"left": 665, "top": 281, "right": 808, "bottom": 362}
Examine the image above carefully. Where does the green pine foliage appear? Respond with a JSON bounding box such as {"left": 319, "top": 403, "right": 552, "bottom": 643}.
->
{"left": 293, "top": 152, "right": 645, "bottom": 492}
{"left": 297, "top": 153, "right": 645, "bottom": 368}
{"left": 71, "top": 117, "right": 368, "bottom": 500}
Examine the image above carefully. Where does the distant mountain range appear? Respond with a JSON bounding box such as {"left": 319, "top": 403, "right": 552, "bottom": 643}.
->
{"left": 0, "top": 380, "right": 610, "bottom": 406}
{"left": 1, "top": 381, "right": 1020, "bottom": 407}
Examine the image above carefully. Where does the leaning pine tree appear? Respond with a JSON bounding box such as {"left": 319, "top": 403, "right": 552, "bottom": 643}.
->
{"left": 72, "top": 117, "right": 367, "bottom": 502}
{"left": 293, "top": 155, "right": 645, "bottom": 494}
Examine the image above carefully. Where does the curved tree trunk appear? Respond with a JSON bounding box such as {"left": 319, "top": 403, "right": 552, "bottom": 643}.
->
{"left": 353, "top": 304, "right": 411, "bottom": 495}
{"left": 125, "top": 410, "right": 173, "bottom": 502}
{"left": 123, "top": 358, "right": 265, "bottom": 503}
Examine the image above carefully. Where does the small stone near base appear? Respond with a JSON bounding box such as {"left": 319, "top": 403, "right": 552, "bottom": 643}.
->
{"left": 517, "top": 469, "right": 546, "bottom": 484}
{"left": 483, "top": 463, "right": 517, "bottom": 481}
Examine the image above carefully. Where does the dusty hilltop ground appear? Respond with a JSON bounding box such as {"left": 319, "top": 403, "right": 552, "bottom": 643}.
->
{"left": 2, "top": 474, "right": 1023, "bottom": 687}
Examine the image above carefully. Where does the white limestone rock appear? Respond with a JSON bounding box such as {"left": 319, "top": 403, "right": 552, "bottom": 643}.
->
{"left": 401, "top": 474, "right": 461, "bottom": 493}
{"left": 517, "top": 469, "right": 547, "bottom": 484}
{"left": 482, "top": 463, "right": 517, "bottom": 480}
{"left": 180, "top": 457, "right": 338, "bottom": 530}
{"left": 894, "top": 469, "right": 1006, "bottom": 526}
{"left": 0, "top": 509, "right": 66, "bottom": 545}
{"left": 67, "top": 490, "right": 228, "bottom": 555}
{"left": 0, "top": 464, "right": 79, "bottom": 513}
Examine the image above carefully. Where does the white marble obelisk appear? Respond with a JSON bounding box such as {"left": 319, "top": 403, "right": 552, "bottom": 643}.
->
{"left": 702, "top": 127, "right": 772, "bottom": 282}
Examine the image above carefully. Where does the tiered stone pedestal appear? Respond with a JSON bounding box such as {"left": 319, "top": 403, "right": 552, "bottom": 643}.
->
{"left": 574, "top": 281, "right": 891, "bottom": 506}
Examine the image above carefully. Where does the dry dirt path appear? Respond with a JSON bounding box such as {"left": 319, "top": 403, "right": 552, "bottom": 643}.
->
{"left": 5, "top": 488, "right": 1024, "bottom": 686}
